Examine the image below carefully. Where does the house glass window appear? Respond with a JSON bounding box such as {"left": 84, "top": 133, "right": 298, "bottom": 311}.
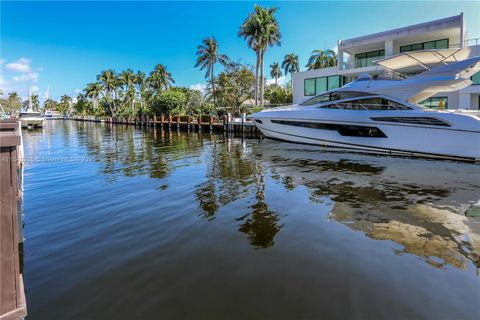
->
{"left": 355, "top": 49, "right": 384, "bottom": 68}
{"left": 303, "top": 76, "right": 347, "bottom": 97}
{"left": 471, "top": 71, "right": 480, "bottom": 85}
{"left": 400, "top": 38, "right": 449, "bottom": 53}
{"left": 327, "top": 76, "right": 341, "bottom": 91}
{"left": 304, "top": 78, "right": 316, "bottom": 96}
{"left": 316, "top": 77, "right": 327, "bottom": 93}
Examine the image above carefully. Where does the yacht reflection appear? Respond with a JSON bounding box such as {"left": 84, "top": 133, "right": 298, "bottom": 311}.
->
{"left": 255, "top": 140, "right": 480, "bottom": 269}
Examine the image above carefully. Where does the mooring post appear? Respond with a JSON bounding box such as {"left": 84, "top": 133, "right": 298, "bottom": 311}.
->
{"left": 242, "top": 113, "right": 246, "bottom": 134}
{"left": 168, "top": 114, "right": 171, "bottom": 129}
{"left": 227, "top": 113, "right": 231, "bottom": 133}
{"left": 153, "top": 115, "right": 157, "bottom": 128}
{"left": 187, "top": 116, "right": 191, "bottom": 131}
{"left": 198, "top": 115, "right": 202, "bottom": 132}
{"left": 209, "top": 116, "right": 213, "bottom": 132}
{"left": 176, "top": 115, "right": 180, "bottom": 130}
{"left": 160, "top": 114, "right": 165, "bottom": 128}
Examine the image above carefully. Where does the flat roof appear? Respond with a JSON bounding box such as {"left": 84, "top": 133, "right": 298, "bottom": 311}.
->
{"left": 339, "top": 14, "right": 463, "bottom": 48}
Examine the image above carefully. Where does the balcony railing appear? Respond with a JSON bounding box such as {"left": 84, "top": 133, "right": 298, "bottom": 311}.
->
{"left": 341, "top": 44, "right": 468, "bottom": 70}
{"left": 464, "top": 38, "right": 480, "bottom": 47}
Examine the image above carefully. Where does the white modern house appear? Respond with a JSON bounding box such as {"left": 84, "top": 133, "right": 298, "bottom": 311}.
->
{"left": 292, "top": 13, "right": 480, "bottom": 110}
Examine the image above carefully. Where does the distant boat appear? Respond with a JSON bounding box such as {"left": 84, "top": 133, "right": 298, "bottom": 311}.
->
{"left": 20, "top": 111, "right": 45, "bottom": 128}
{"left": 44, "top": 110, "right": 63, "bottom": 119}
{"left": 20, "top": 88, "right": 45, "bottom": 128}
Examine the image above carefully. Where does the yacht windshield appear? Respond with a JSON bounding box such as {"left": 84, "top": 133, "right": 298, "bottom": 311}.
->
{"left": 319, "top": 97, "right": 412, "bottom": 110}
{"left": 300, "top": 91, "right": 371, "bottom": 106}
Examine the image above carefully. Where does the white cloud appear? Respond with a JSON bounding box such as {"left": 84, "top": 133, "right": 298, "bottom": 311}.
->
{"left": 13, "top": 72, "right": 39, "bottom": 82}
{"left": 0, "top": 59, "right": 5, "bottom": 66}
{"left": 5, "top": 58, "right": 32, "bottom": 73}
{"left": 189, "top": 83, "right": 206, "bottom": 93}
{"left": 266, "top": 76, "right": 287, "bottom": 86}
{"left": 31, "top": 86, "right": 39, "bottom": 93}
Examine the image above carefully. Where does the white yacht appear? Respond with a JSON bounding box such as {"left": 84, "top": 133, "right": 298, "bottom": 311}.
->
{"left": 20, "top": 88, "right": 45, "bottom": 128}
{"left": 20, "top": 110, "right": 45, "bottom": 128}
{"left": 252, "top": 50, "right": 480, "bottom": 162}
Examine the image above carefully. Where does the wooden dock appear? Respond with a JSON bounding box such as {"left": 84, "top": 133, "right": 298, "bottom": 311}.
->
{"left": 0, "top": 119, "right": 27, "bottom": 320}
{"left": 68, "top": 114, "right": 261, "bottom": 136}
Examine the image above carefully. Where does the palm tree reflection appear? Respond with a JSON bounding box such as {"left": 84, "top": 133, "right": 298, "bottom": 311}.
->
{"left": 195, "top": 140, "right": 282, "bottom": 248}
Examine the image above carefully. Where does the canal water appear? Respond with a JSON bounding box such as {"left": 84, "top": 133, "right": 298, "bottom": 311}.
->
{"left": 22, "top": 120, "right": 479, "bottom": 319}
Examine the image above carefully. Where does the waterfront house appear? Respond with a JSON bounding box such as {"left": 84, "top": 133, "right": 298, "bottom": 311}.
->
{"left": 293, "top": 13, "right": 480, "bottom": 110}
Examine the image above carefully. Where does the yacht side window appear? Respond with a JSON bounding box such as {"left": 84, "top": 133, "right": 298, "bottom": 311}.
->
{"left": 300, "top": 93, "right": 331, "bottom": 106}
{"left": 320, "top": 98, "right": 412, "bottom": 110}
{"left": 301, "top": 91, "right": 371, "bottom": 106}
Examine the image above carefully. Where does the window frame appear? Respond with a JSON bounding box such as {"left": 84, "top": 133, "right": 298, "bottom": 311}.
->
{"left": 354, "top": 49, "right": 385, "bottom": 68}
{"left": 400, "top": 38, "right": 449, "bottom": 53}
{"left": 303, "top": 76, "right": 347, "bottom": 97}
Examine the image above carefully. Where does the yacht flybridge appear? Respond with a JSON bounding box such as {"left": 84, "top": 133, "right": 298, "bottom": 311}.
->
{"left": 252, "top": 49, "right": 480, "bottom": 162}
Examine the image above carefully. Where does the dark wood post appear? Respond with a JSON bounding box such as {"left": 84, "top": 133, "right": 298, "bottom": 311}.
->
{"left": 168, "top": 114, "right": 172, "bottom": 129}
{"left": 0, "top": 119, "right": 27, "bottom": 320}
{"left": 198, "top": 115, "right": 202, "bottom": 131}
{"left": 161, "top": 114, "right": 165, "bottom": 128}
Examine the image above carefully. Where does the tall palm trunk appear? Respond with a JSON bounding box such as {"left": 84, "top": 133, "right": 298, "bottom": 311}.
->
{"left": 254, "top": 50, "right": 260, "bottom": 106}
{"left": 259, "top": 48, "right": 266, "bottom": 106}
{"left": 211, "top": 67, "right": 216, "bottom": 109}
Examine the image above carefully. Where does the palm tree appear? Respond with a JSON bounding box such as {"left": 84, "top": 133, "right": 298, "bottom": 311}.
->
{"left": 7, "top": 91, "right": 20, "bottom": 103}
{"left": 7, "top": 91, "right": 22, "bottom": 111}
{"left": 135, "top": 71, "right": 148, "bottom": 115}
{"left": 123, "top": 86, "right": 136, "bottom": 114}
{"left": 119, "top": 69, "right": 137, "bottom": 115}
{"left": 194, "top": 37, "right": 230, "bottom": 109}
{"left": 60, "top": 94, "right": 72, "bottom": 115}
{"left": 31, "top": 94, "right": 40, "bottom": 111}
{"left": 239, "top": 5, "right": 281, "bottom": 106}
{"left": 97, "top": 69, "right": 118, "bottom": 116}
{"left": 306, "top": 49, "right": 337, "bottom": 70}
{"left": 148, "top": 64, "right": 175, "bottom": 92}
{"left": 84, "top": 82, "right": 103, "bottom": 111}
{"left": 269, "top": 62, "right": 282, "bottom": 86}
{"left": 119, "top": 69, "right": 135, "bottom": 92}
{"left": 43, "top": 98, "right": 57, "bottom": 111}
{"left": 281, "top": 53, "right": 299, "bottom": 89}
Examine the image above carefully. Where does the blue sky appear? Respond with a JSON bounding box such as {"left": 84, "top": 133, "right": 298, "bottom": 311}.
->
{"left": 1, "top": 1, "right": 479, "bottom": 100}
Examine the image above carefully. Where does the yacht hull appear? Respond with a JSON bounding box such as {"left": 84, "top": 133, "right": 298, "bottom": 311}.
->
{"left": 21, "top": 118, "right": 45, "bottom": 128}
{"left": 253, "top": 115, "right": 480, "bottom": 162}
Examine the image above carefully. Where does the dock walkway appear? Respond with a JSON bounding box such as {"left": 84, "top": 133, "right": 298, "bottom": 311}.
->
{"left": 0, "top": 119, "right": 26, "bottom": 320}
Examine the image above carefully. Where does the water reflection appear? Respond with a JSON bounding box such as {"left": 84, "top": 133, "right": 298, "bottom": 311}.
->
{"left": 36, "top": 122, "right": 480, "bottom": 267}
{"left": 257, "top": 142, "right": 480, "bottom": 269}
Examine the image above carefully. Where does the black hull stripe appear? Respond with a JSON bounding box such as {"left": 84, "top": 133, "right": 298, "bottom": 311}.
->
{"left": 260, "top": 127, "right": 477, "bottom": 162}
{"left": 256, "top": 117, "right": 480, "bottom": 133}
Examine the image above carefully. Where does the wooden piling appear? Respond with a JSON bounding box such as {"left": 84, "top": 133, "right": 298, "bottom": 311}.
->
{"left": 0, "top": 119, "right": 27, "bottom": 320}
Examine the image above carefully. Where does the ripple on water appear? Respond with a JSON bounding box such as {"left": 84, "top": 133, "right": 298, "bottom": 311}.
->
{"left": 22, "top": 121, "right": 480, "bottom": 320}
